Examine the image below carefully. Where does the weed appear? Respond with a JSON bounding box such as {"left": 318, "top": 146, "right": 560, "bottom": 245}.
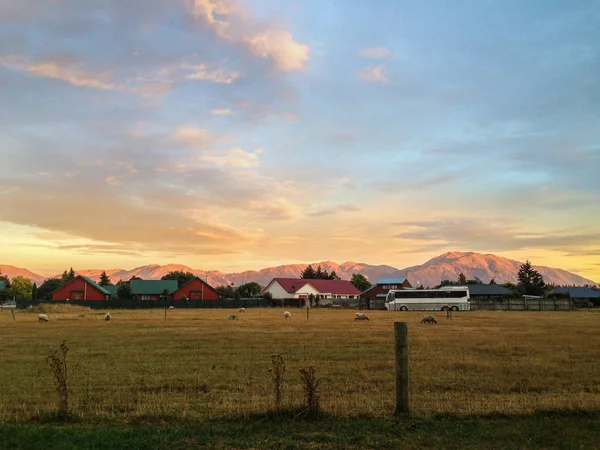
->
{"left": 298, "top": 365, "right": 321, "bottom": 418}
{"left": 46, "top": 340, "right": 71, "bottom": 418}
{"left": 269, "top": 354, "right": 286, "bottom": 411}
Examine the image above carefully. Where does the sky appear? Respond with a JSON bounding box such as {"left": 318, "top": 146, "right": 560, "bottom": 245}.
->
{"left": 0, "top": 0, "right": 599, "bottom": 280}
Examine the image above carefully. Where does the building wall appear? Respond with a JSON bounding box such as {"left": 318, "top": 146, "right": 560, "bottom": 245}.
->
{"left": 52, "top": 278, "right": 106, "bottom": 301}
{"left": 360, "top": 280, "right": 412, "bottom": 299}
{"left": 264, "top": 281, "right": 294, "bottom": 299}
{"left": 173, "top": 278, "right": 219, "bottom": 301}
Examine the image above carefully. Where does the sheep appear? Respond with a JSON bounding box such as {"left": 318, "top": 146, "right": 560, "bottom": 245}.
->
{"left": 421, "top": 315, "right": 437, "bottom": 324}
{"left": 228, "top": 315, "right": 239, "bottom": 320}
{"left": 38, "top": 314, "right": 49, "bottom": 322}
{"left": 104, "top": 312, "right": 111, "bottom": 321}
{"left": 238, "top": 307, "right": 246, "bottom": 312}
{"left": 355, "top": 312, "right": 370, "bottom": 321}
{"left": 283, "top": 311, "right": 291, "bottom": 319}
{"left": 168, "top": 306, "right": 175, "bottom": 310}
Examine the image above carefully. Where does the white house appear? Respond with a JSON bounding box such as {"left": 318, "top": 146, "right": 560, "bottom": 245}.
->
{"left": 261, "top": 278, "right": 361, "bottom": 305}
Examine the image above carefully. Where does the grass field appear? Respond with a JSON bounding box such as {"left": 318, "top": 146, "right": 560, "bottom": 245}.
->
{"left": 1, "top": 306, "right": 600, "bottom": 448}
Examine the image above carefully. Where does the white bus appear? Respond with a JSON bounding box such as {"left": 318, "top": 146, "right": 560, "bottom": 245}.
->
{"left": 385, "top": 287, "right": 470, "bottom": 311}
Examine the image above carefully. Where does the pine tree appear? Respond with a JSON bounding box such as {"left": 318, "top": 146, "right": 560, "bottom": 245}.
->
{"left": 99, "top": 271, "right": 112, "bottom": 286}
{"left": 31, "top": 283, "right": 38, "bottom": 305}
{"left": 301, "top": 265, "right": 317, "bottom": 279}
{"left": 315, "top": 265, "right": 323, "bottom": 279}
{"left": 517, "top": 260, "right": 546, "bottom": 296}
{"left": 458, "top": 273, "right": 467, "bottom": 284}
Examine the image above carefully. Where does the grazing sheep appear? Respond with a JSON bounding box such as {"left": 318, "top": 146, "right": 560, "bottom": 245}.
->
{"left": 38, "top": 314, "right": 49, "bottom": 322}
{"left": 228, "top": 315, "right": 239, "bottom": 320}
{"left": 355, "top": 312, "right": 370, "bottom": 321}
{"left": 283, "top": 311, "right": 291, "bottom": 319}
{"left": 421, "top": 315, "right": 437, "bottom": 324}
{"left": 168, "top": 306, "right": 174, "bottom": 310}
{"left": 104, "top": 312, "right": 111, "bottom": 321}
{"left": 239, "top": 307, "right": 246, "bottom": 312}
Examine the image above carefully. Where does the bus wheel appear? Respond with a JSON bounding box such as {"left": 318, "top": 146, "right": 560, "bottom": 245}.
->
{"left": 451, "top": 306, "right": 459, "bottom": 311}
{"left": 400, "top": 306, "right": 408, "bottom": 311}
{"left": 441, "top": 306, "right": 448, "bottom": 311}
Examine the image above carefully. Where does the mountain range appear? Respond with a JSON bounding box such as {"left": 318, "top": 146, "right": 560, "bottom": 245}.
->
{"left": 0, "top": 252, "right": 597, "bottom": 288}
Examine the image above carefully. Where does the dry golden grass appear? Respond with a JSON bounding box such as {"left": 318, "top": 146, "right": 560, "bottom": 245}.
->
{"left": 1, "top": 307, "right": 599, "bottom": 422}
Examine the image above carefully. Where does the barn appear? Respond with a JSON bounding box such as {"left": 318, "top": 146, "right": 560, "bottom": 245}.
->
{"left": 51, "top": 275, "right": 112, "bottom": 303}
{"left": 172, "top": 277, "right": 219, "bottom": 307}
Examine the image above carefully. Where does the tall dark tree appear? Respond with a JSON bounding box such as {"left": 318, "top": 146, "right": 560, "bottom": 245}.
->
{"left": 117, "top": 282, "right": 132, "bottom": 300}
{"left": 61, "top": 268, "right": 76, "bottom": 283}
{"left": 301, "top": 265, "right": 317, "bottom": 279}
{"left": 99, "top": 271, "right": 112, "bottom": 286}
{"left": 458, "top": 273, "right": 467, "bottom": 284}
{"left": 315, "top": 265, "right": 324, "bottom": 279}
{"left": 31, "top": 283, "right": 38, "bottom": 305}
{"left": 328, "top": 270, "right": 341, "bottom": 280}
{"left": 0, "top": 271, "right": 10, "bottom": 289}
{"left": 237, "top": 282, "right": 263, "bottom": 298}
{"left": 161, "top": 271, "right": 196, "bottom": 288}
{"left": 38, "top": 278, "right": 62, "bottom": 301}
{"left": 350, "top": 273, "right": 371, "bottom": 292}
{"left": 517, "top": 260, "right": 546, "bottom": 296}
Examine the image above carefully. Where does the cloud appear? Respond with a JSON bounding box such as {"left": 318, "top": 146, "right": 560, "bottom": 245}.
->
{"left": 105, "top": 176, "right": 120, "bottom": 186}
{"left": 172, "top": 125, "right": 220, "bottom": 147}
{"left": 307, "top": 204, "right": 360, "bottom": 217}
{"left": 200, "top": 147, "right": 262, "bottom": 168}
{"left": 392, "top": 218, "right": 600, "bottom": 254}
{"left": 0, "top": 53, "right": 239, "bottom": 96}
{"left": 186, "top": 0, "right": 309, "bottom": 71}
{"left": 185, "top": 64, "right": 238, "bottom": 84}
{"left": 357, "top": 65, "right": 389, "bottom": 84}
{"left": 359, "top": 47, "right": 390, "bottom": 59}
{"left": 0, "top": 55, "right": 117, "bottom": 91}
{"left": 212, "top": 108, "right": 232, "bottom": 115}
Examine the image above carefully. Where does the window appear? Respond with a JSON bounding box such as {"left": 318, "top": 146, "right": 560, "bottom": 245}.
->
{"left": 141, "top": 295, "right": 151, "bottom": 300}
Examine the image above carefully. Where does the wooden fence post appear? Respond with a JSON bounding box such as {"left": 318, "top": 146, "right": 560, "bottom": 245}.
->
{"left": 11, "top": 309, "right": 16, "bottom": 321}
{"left": 394, "top": 322, "right": 409, "bottom": 415}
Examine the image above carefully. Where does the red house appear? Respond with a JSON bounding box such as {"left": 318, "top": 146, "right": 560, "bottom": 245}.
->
{"left": 52, "top": 275, "right": 112, "bottom": 302}
{"left": 172, "top": 277, "right": 219, "bottom": 305}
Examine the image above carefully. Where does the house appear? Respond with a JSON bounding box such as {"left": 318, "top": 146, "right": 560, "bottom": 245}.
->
{"left": 172, "top": 277, "right": 219, "bottom": 305}
{"left": 130, "top": 280, "right": 178, "bottom": 302}
{"left": 261, "top": 278, "right": 360, "bottom": 305}
{"left": 554, "top": 287, "right": 600, "bottom": 307}
{"left": 457, "top": 284, "right": 513, "bottom": 298}
{"left": 51, "top": 275, "right": 113, "bottom": 302}
{"left": 359, "top": 277, "right": 413, "bottom": 309}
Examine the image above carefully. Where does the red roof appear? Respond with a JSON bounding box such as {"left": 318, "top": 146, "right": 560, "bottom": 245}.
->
{"left": 269, "top": 278, "right": 360, "bottom": 295}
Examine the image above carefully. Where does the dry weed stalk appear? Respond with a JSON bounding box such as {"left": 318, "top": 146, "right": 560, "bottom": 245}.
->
{"left": 299, "top": 365, "right": 320, "bottom": 417}
{"left": 269, "top": 353, "right": 286, "bottom": 410}
{"left": 46, "top": 340, "right": 70, "bottom": 417}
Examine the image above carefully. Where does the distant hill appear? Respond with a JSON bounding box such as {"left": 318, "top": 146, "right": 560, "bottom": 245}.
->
{"left": 2, "top": 252, "right": 597, "bottom": 288}
{"left": 0, "top": 265, "right": 46, "bottom": 285}
{"left": 393, "top": 252, "right": 597, "bottom": 288}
